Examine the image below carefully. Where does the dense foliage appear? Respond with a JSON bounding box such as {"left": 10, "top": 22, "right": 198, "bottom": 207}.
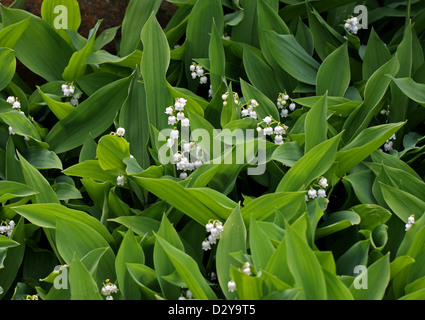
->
{"left": 1, "top": 0, "right": 425, "bottom": 300}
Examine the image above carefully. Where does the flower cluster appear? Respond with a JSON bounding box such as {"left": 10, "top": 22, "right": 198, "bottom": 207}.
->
{"left": 306, "top": 177, "right": 328, "bottom": 201}
{"left": 240, "top": 99, "right": 258, "bottom": 120}
{"left": 165, "top": 98, "right": 205, "bottom": 178}
{"left": 0, "top": 220, "right": 15, "bottom": 238}
{"left": 344, "top": 16, "right": 360, "bottom": 34}
{"left": 101, "top": 279, "right": 118, "bottom": 300}
{"left": 242, "top": 262, "right": 252, "bottom": 276}
{"left": 165, "top": 98, "right": 190, "bottom": 129}
{"left": 62, "top": 83, "right": 81, "bottom": 106}
{"left": 277, "top": 92, "right": 297, "bottom": 118}
{"left": 379, "top": 134, "right": 396, "bottom": 152}
{"left": 6, "top": 96, "right": 23, "bottom": 111}
{"left": 179, "top": 289, "right": 193, "bottom": 300}
{"left": 257, "top": 115, "right": 289, "bottom": 145}
{"left": 222, "top": 91, "right": 241, "bottom": 107}
{"left": 202, "top": 220, "right": 224, "bottom": 251}
{"left": 227, "top": 280, "right": 236, "bottom": 292}
{"left": 190, "top": 63, "right": 208, "bottom": 84}
{"left": 405, "top": 215, "right": 415, "bottom": 231}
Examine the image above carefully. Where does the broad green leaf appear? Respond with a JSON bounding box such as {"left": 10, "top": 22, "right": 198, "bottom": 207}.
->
{"left": 37, "top": 87, "right": 75, "bottom": 120}
{"left": 285, "top": 222, "right": 327, "bottom": 300}
{"left": 17, "top": 152, "right": 60, "bottom": 204}
{"left": 349, "top": 254, "right": 390, "bottom": 300}
{"left": 342, "top": 55, "right": 399, "bottom": 143}
{"left": 119, "top": 78, "right": 150, "bottom": 169}
{"left": 1, "top": 6, "right": 73, "bottom": 81}
{"left": 0, "top": 17, "right": 31, "bottom": 48}
{"left": 22, "top": 146, "right": 63, "bottom": 170}
{"left": 304, "top": 93, "right": 328, "bottom": 153}
{"left": 216, "top": 205, "right": 247, "bottom": 300}
{"left": 141, "top": 13, "right": 171, "bottom": 132}
{"left": 155, "top": 234, "right": 217, "bottom": 300}
{"left": 0, "top": 48, "right": 16, "bottom": 92}
{"left": 316, "top": 211, "right": 361, "bottom": 239}
{"left": 0, "top": 235, "right": 19, "bottom": 249}
{"left": 184, "top": 0, "right": 223, "bottom": 87}
{"left": 126, "top": 263, "right": 161, "bottom": 299}
{"left": 316, "top": 43, "right": 350, "bottom": 96}
{"left": 250, "top": 216, "right": 275, "bottom": 271}
{"left": 86, "top": 50, "right": 143, "bottom": 69}
{"left": 153, "top": 214, "right": 184, "bottom": 300}
{"left": 389, "top": 76, "right": 425, "bottom": 107}
{"left": 265, "top": 31, "right": 320, "bottom": 85}
{"left": 62, "top": 20, "right": 101, "bottom": 81}
{"left": 120, "top": 0, "right": 162, "bottom": 57}
{"left": 0, "top": 218, "right": 25, "bottom": 299}
{"left": 230, "top": 266, "right": 263, "bottom": 300}
{"left": 130, "top": 176, "right": 236, "bottom": 225}
{"left": 336, "top": 240, "right": 370, "bottom": 276}
{"left": 108, "top": 216, "right": 160, "bottom": 238}
{"left": 45, "top": 75, "right": 132, "bottom": 154}
{"left": 96, "top": 135, "right": 131, "bottom": 173}
{"left": 380, "top": 183, "right": 425, "bottom": 222}
{"left": 115, "top": 229, "right": 144, "bottom": 300}
{"left": 242, "top": 46, "right": 281, "bottom": 102}
{"left": 63, "top": 160, "right": 118, "bottom": 183}
{"left": 362, "top": 28, "right": 392, "bottom": 80}
{"left": 350, "top": 204, "right": 391, "bottom": 231}
{"left": 270, "top": 141, "right": 303, "bottom": 167}
{"left": 322, "top": 268, "right": 354, "bottom": 300}
{"left": 0, "top": 181, "right": 37, "bottom": 202}
{"left": 69, "top": 253, "right": 103, "bottom": 300}
{"left": 276, "top": 133, "right": 342, "bottom": 192}
{"left": 41, "top": 0, "right": 81, "bottom": 45}
{"left": 241, "top": 192, "right": 306, "bottom": 224}
{"left": 334, "top": 122, "right": 405, "bottom": 177}
{"left": 12, "top": 203, "right": 115, "bottom": 246}
{"left": 0, "top": 111, "right": 42, "bottom": 142}
{"left": 209, "top": 20, "right": 226, "bottom": 95}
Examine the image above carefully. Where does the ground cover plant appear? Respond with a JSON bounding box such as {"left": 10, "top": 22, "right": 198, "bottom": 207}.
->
{"left": 1, "top": 0, "right": 425, "bottom": 301}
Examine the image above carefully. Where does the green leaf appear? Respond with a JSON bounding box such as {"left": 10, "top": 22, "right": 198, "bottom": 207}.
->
{"left": 209, "top": 20, "right": 226, "bottom": 95}
{"left": 304, "top": 93, "right": 328, "bottom": 153}
{"left": 0, "top": 17, "right": 31, "bottom": 48}
{"left": 349, "top": 254, "right": 390, "bottom": 300}
{"left": 0, "top": 111, "right": 42, "bottom": 142}
{"left": 153, "top": 214, "right": 184, "bottom": 300}
{"left": 37, "top": 87, "right": 75, "bottom": 120}
{"left": 17, "top": 152, "right": 60, "bottom": 204}
{"left": 316, "top": 43, "right": 350, "bottom": 96}
{"left": 276, "top": 133, "right": 342, "bottom": 192}
{"left": 249, "top": 216, "right": 275, "bottom": 271}
{"left": 342, "top": 55, "right": 400, "bottom": 143}
{"left": 62, "top": 20, "right": 101, "bottom": 81}
{"left": 0, "top": 181, "right": 37, "bottom": 202}
{"left": 334, "top": 122, "right": 405, "bottom": 177}
{"left": 216, "top": 205, "right": 247, "bottom": 300}
{"left": 230, "top": 266, "right": 263, "bottom": 300}
{"left": 316, "top": 211, "right": 361, "bottom": 239}
{"left": 69, "top": 253, "right": 103, "bottom": 300}
{"left": 115, "top": 229, "right": 144, "bottom": 300}
{"left": 389, "top": 76, "right": 425, "bottom": 107}
{"left": 141, "top": 13, "right": 171, "bottom": 132}
{"left": 126, "top": 263, "right": 161, "bottom": 299}
{"left": 155, "top": 234, "right": 217, "bottom": 300}
{"left": 1, "top": 6, "right": 73, "bottom": 81}
{"left": 120, "top": 0, "right": 162, "bottom": 57}
{"left": 130, "top": 176, "right": 236, "bottom": 225}
{"left": 96, "top": 135, "right": 131, "bottom": 173}
{"left": 362, "top": 28, "right": 392, "bottom": 80}
{"left": 45, "top": 75, "right": 132, "bottom": 154}
{"left": 0, "top": 235, "right": 19, "bottom": 249}
{"left": 63, "top": 160, "right": 118, "bottom": 183}
{"left": 0, "top": 48, "right": 16, "bottom": 92}
{"left": 22, "top": 146, "right": 63, "bottom": 170}
{"left": 265, "top": 31, "right": 320, "bottom": 85}
{"left": 285, "top": 222, "right": 327, "bottom": 300}
{"left": 108, "top": 216, "right": 160, "bottom": 238}
{"left": 12, "top": 203, "right": 115, "bottom": 246}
